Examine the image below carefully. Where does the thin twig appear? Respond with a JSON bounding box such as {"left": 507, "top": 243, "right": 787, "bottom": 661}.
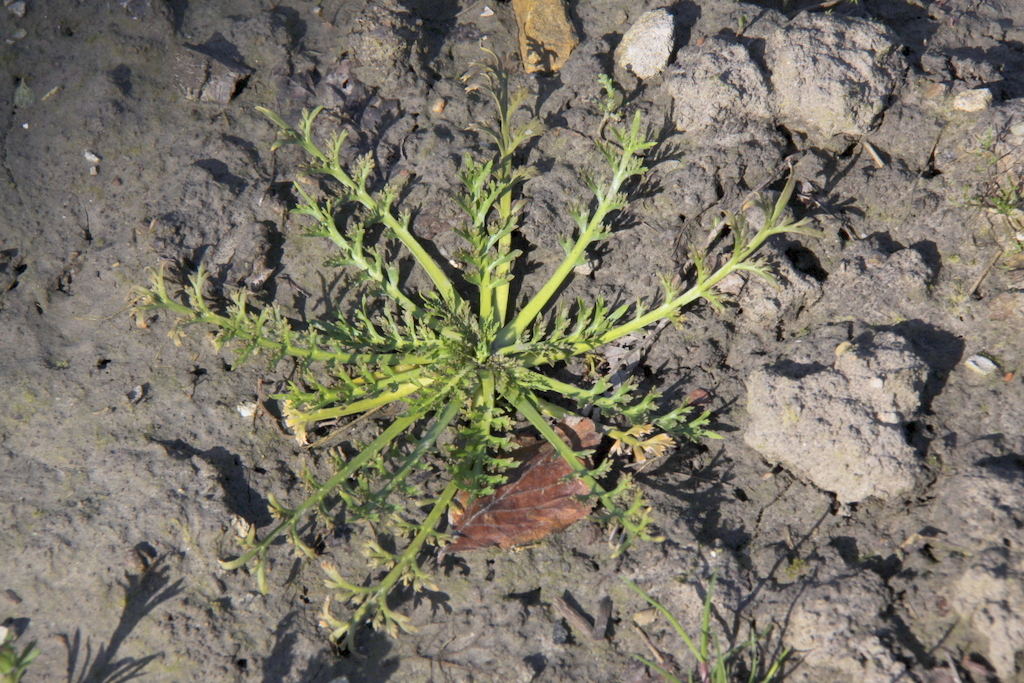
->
{"left": 632, "top": 624, "right": 667, "bottom": 665}
{"left": 966, "top": 248, "right": 1003, "bottom": 299}
{"left": 945, "top": 651, "right": 965, "bottom": 683}
{"left": 552, "top": 596, "right": 611, "bottom": 640}
{"left": 308, "top": 405, "right": 385, "bottom": 450}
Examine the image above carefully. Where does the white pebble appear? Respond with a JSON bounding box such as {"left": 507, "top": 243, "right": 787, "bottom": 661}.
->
{"left": 614, "top": 9, "right": 675, "bottom": 80}
{"left": 953, "top": 88, "right": 992, "bottom": 112}
{"left": 236, "top": 401, "right": 258, "bottom": 418}
{"left": 964, "top": 355, "right": 998, "bottom": 375}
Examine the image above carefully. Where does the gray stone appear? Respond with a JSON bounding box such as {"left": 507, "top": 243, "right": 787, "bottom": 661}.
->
{"left": 614, "top": 9, "right": 675, "bottom": 80}
{"left": 663, "top": 36, "right": 773, "bottom": 145}
{"left": 744, "top": 331, "right": 927, "bottom": 503}
{"left": 766, "top": 13, "right": 906, "bottom": 144}
{"left": 953, "top": 87, "right": 993, "bottom": 112}
{"left": 173, "top": 49, "right": 251, "bottom": 105}
{"left": 953, "top": 548, "right": 1024, "bottom": 682}
{"left": 787, "top": 573, "right": 908, "bottom": 683}
{"left": 346, "top": 0, "right": 422, "bottom": 90}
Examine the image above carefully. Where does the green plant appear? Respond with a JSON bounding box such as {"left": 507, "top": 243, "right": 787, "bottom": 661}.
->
{"left": 0, "top": 626, "right": 40, "bottom": 683}
{"left": 136, "top": 54, "right": 819, "bottom": 649}
{"left": 626, "top": 575, "right": 790, "bottom": 683}
{"left": 965, "top": 128, "right": 1024, "bottom": 252}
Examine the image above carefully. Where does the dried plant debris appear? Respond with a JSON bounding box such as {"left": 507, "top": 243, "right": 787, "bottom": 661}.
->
{"left": 445, "top": 419, "right": 600, "bottom": 554}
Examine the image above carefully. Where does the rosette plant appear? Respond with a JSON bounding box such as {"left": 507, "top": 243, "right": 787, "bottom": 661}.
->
{"left": 137, "top": 54, "right": 819, "bottom": 648}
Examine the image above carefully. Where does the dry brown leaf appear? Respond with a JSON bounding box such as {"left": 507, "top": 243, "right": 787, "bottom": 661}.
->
{"left": 443, "top": 419, "right": 601, "bottom": 555}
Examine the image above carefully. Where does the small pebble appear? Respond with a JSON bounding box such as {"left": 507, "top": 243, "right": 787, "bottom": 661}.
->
{"left": 877, "top": 411, "right": 900, "bottom": 424}
{"left": 7, "top": 1, "right": 26, "bottom": 18}
{"left": 964, "top": 355, "right": 998, "bottom": 375}
{"left": 953, "top": 88, "right": 992, "bottom": 112}
{"left": 614, "top": 8, "right": 675, "bottom": 80}
{"left": 632, "top": 607, "right": 657, "bottom": 626}
{"left": 236, "top": 401, "right": 258, "bottom": 418}
{"left": 573, "top": 259, "right": 597, "bottom": 276}
{"left": 13, "top": 80, "right": 33, "bottom": 107}
{"left": 923, "top": 82, "right": 947, "bottom": 99}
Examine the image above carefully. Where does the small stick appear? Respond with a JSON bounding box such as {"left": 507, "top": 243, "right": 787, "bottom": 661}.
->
{"left": 279, "top": 273, "right": 311, "bottom": 297}
{"left": 944, "top": 652, "right": 965, "bottom": 683}
{"left": 861, "top": 139, "right": 886, "bottom": 168}
{"left": 632, "top": 624, "right": 667, "bottom": 665}
{"left": 593, "top": 596, "right": 613, "bottom": 639}
{"left": 552, "top": 595, "right": 611, "bottom": 640}
{"left": 455, "top": 0, "right": 486, "bottom": 17}
{"left": 308, "top": 405, "right": 384, "bottom": 450}
{"left": 966, "top": 248, "right": 1003, "bottom": 299}
{"left": 257, "top": 378, "right": 293, "bottom": 438}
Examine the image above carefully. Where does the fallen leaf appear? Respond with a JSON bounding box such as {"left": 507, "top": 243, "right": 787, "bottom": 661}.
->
{"left": 684, "top": 388, "right": 712, "bottom": 406}
{"left": 443, "top": 419, "right": 601, "bottom": 555}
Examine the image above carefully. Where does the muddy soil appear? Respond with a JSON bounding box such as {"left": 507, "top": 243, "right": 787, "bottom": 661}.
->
{"left": 2, "top": 1, "right": 1024, "bottom": 681}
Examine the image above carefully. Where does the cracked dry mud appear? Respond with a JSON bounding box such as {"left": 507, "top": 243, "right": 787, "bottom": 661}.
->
{"left": 2, "top": 1, "right": 1024, "bottom": 682}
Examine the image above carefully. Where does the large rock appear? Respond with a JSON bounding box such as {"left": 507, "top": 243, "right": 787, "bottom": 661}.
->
{"left": 766, "top": 13, "right": 906, "bottom": 144}
{"left": 346, "top": 0, "right": 422, "bottom": 89}
{"left": 663, "top": 36, "right": 773, "bottom": 146}
{"left": 787, "top": 573, "right": 908, "bottom": 683}
{"left": 744, "top": 331, "right": 927, "bottom": 503}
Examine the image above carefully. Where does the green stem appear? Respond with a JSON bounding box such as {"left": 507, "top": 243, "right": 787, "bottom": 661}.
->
{"left": 304, "top": 196, "right": 421, "bottom": 313}
{"left": 495, "top": 129, "right": 644, "bottom": 350}
{"left": 581, "top": 221, "right": 778, "bottom": 350}
{"left": 207, "top": 309, "right": 426, "bottom": 365}
{"left": 342, "top": 477, "right": 462, "bottom": 651}
{"left": 530, "top": 206, "right": 813, "bottom": 364}
{"left": 298, "top": 378, "right": 433, "bottom": 423}
{"left": 511, "top": 389, "right": 654, "bottom": 556}
{"left": 220, "top": 410, "right": 425, "bottom": 572}
{"left": 479, "top": 253, "right": 495, "bottom": 328}
{"left": 474, "top": 369, "right": 497, "bottom": 482}
{"left": 263, "top": 105, "right": 458, "bottom": 304}
{"left": 323, "top": 168, "right": 457, "bottom": 304}
{"left": 493, "top": 167, "right": 515, "bottom": 325}
{"left": 625, "top": 578, "right": 701, "bottom": 659}
{"left": 514, "top": 367, "right": 601, "bottom": 403}
{"left": 509, "top": 390, "right": 606, "bottom": 493}
{"left": 297, "top": 365, "right": 434, "bottom": 407}
{"left": 366, "top": 388, "right": 464, "bottom": 503}
{"left": 147, "top": 276, "right": 430, "bottom": 367}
